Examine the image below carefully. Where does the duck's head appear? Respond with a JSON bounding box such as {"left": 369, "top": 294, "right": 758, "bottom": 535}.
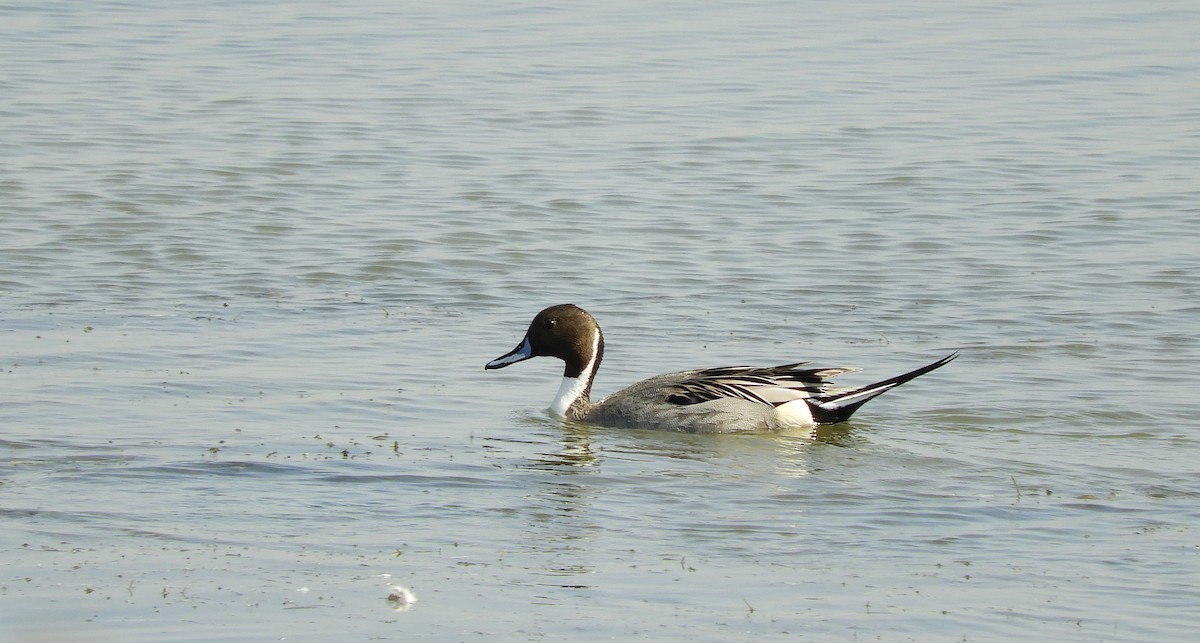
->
{"left": 485, "top": 304, "right": 604, "bottom": 379}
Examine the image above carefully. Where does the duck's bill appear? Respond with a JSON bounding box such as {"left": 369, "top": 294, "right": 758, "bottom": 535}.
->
{"left": 485, "top": 337, "right": 533, "bottom": 370}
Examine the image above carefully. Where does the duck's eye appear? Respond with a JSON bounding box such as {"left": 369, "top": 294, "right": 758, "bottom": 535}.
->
{"left": 544, "top": 318, "right": 556, "bottom": 329}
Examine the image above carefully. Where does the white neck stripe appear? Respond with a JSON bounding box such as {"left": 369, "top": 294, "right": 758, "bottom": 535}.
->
{"left": 551, "top": 376, "right": 589, "bottom": 417}
{"left": 550, "top": 328, "right": 601, "bottom": 417}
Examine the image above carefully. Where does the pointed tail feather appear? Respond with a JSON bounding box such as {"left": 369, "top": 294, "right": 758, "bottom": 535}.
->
{"left": 808, "top": 352, "right": 958, "bottom": 424}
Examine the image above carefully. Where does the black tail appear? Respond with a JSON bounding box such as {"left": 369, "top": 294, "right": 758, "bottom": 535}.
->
{"left": 807, "top": 352, "right": 958, "bottom": 424}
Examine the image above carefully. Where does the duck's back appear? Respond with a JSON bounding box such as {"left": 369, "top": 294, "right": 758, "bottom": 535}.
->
{"left": 585, "top": 370, "right": 780, "bottom": 433}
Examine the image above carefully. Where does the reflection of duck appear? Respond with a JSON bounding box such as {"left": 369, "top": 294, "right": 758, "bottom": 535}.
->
{"left": 811, "top": 421, "right": 862, "bottom": 447}
{"left": 525, "top": 423, "right": 598, "bottom": 471}
{"left": 487, "top": 304, "right": 957, "bottom": 433}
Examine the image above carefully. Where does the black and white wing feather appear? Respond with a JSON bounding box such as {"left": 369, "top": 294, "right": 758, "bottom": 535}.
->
{"left": 665, "top": 363, "right": 860, "bottom": 407}
{"left": 665, "top": 352, "right": 959, "bottom": 424}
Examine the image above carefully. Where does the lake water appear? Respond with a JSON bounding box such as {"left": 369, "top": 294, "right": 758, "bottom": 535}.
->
{"left": 2, "top": 1, "right": 1199, "bottom": 640}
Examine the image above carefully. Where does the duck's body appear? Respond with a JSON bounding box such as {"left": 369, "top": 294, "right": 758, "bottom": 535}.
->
{"left": 579, "top": 367, "right": 819, "bottom": 432}
{"left": 486, "top": 304, "right": 956, "bottom": 433}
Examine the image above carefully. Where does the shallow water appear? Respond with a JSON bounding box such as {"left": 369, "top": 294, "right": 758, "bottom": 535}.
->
{"left": 3, "top": 1, "right": 1199, "bottom": 640}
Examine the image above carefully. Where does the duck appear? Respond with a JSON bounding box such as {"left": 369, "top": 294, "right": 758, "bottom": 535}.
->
{"left": 485, "top": 304, "right": 957, "bottom": 433}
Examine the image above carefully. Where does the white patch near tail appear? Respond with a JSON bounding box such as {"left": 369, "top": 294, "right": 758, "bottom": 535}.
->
{"left": 774, "top": 398, "right": 816, "bottom": 427}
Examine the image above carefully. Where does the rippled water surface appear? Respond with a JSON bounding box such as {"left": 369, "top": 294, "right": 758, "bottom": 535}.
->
{"left": 3, "top": 1, "right": 1199, "bottom": 640}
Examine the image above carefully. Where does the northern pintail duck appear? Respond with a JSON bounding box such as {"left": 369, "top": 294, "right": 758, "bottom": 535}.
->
{"left": 485, "top": 304, "right": 957, "bottom": 433}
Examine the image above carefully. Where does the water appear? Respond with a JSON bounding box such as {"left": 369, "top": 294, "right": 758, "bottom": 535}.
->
{"left": 2, "top": 0, "right": 1199, "bottom": 640}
